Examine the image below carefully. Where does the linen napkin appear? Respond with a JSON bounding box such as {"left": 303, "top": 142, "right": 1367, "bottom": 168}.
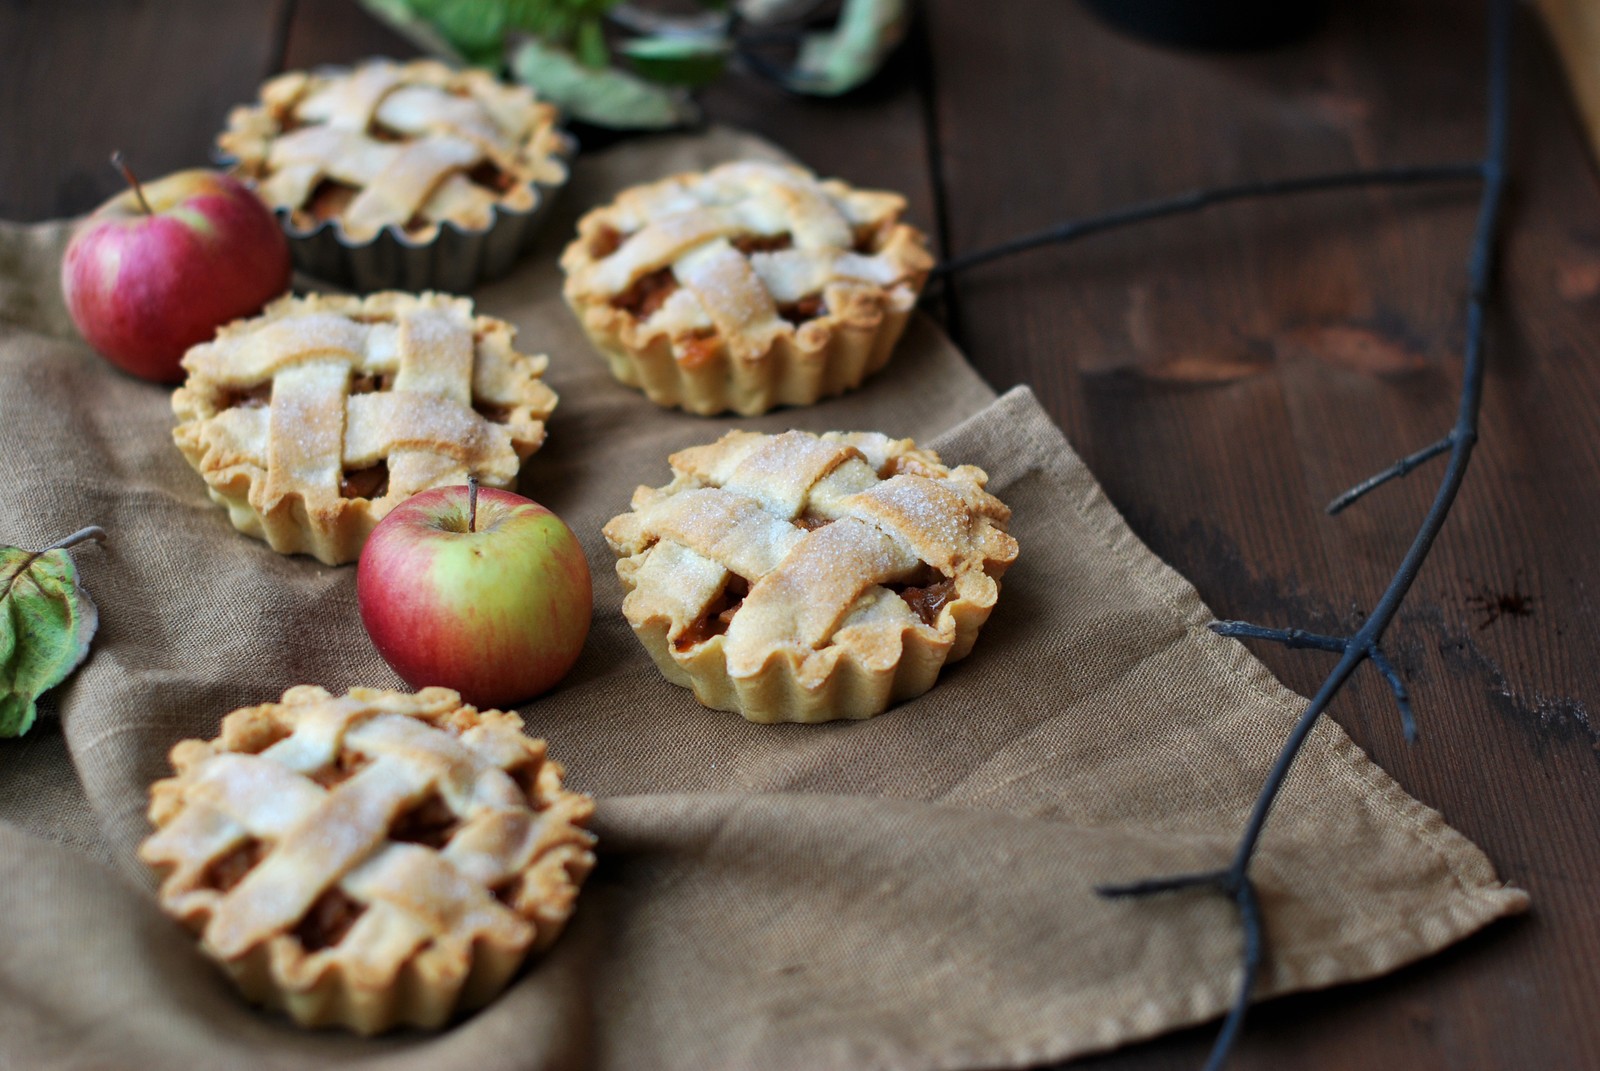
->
{"left": 0, "top": 126, "right": 1526, "bottom": 1070}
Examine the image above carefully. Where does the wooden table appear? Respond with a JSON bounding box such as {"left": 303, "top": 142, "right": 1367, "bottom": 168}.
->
{"left": 5, "top": 1, "right": 1597, "bottom": 1067}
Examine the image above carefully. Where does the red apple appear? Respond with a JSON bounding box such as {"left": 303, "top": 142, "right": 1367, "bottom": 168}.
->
{"left": 60, "top": 155, "right": 291, "bottom": 382}
{"left": 357, "top": 481, "right": 593, "bottom": 709}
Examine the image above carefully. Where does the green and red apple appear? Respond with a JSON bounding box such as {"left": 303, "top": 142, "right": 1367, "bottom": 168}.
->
{"left": 357, "top": 482, "right": 592, "bottom": 709}
{"left": 60, "top": 158, "right": 291, "bottom": 382}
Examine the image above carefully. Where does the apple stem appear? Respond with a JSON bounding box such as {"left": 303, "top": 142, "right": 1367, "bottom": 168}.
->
{"left": 467, "top": 473, "right": 479, "bottom": 533}
{"left": 42, "top": 526, "right": 108, "bottom": 554}
{"left": 110, "top": 151, "right": 154, "bottom": 216}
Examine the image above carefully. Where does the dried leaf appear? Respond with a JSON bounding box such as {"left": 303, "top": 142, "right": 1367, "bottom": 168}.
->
{"left": 620, "top": 34, "right": 731, "bottom": 87}
{"left": 510, "top": 38, "right": 700, "bottom": 128}
{"left": 786, "top": 0, "right": 907, "bottom": 96}
{"left": 0, "top": 536, "right": 101, "bottom": 739}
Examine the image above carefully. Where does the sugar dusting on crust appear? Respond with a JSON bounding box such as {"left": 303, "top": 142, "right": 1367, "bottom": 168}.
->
{"left": 170, "top": 291, "right": 557, "bottom": 566}
{"left": 559, "top": 162, "right": 936, "bottom": 413}
{"left": 612, "top": 429, "right": 1017, "bottom": 685}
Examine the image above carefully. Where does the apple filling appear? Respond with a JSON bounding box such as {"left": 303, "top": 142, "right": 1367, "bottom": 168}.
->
{"left": 778, "top": 295, "right": 826, "bottom": 326}
{"left": 467, "top": 160, "right": 517, "bottom": 195}
{"left": 613, "top": 268, "right": 679, "bottom": 320}
{"left": 296, "top": 887, "right": 366, "bottom": 951}
{"left": 219, "top": 383, "right": 273, "bottom": 412}
{"left": 891, "top": 572, "right": 958, "bottom": 628}
{"left": 392, "top": 793, "right": 461, "bottom": 850}
{"left": 204, "top": 838, "right": 269, "bottom": 893}
{"left": 309, "top": 750, "right": 372, "bottom": 788}
{"left": 674, "top": 575, "right": 750, "bottom": 652}
{"left": 878, "top": 454, "right": 940, "bottom": 480}
{"left": 675, "top": 330, "right": 720, "bottom": 369}
{"left": 350, "top": 371, "right": 393, "bottom": 393}
{"left": 307, "top": 179, "right": 359, "bottom": 223}
{"left": 731, "top": 233, "right": 793, "bottom": 255}
{"left": 794, "top": 515, "right": 832, "bottom": 532}
{"left": 589, "top": 225, "right": 626, "bottom": 259}
{"left": 340, "top": 461, "right": 389, "bottom": 501}
{"left": 852, "top": 221, "right": 892, "bottom": 255}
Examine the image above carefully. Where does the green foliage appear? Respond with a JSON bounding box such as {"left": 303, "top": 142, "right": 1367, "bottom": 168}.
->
{"left": 359, "top": 0, "right": 908, "bottom": 129}
{"left": 511, "top": 37, "right": 699, "bottom": 128}
{"left": 0, "top": 541, "right": 99, "bottom": 739}
{"left": 619, "top": 34, "right": 729, "bottom": 88}
{"left": 784, "top": 0, "right": 908, "bottom": 96}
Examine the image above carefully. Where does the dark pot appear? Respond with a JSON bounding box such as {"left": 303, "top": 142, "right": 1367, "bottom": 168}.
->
{"left": 1081, "top": 0, "right": 1329, "bottom": 50}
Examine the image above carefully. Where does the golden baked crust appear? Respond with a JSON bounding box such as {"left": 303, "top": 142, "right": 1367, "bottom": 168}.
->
{"left": 561, "top": 161, "right": 934, "bottom": 417}
{"left": 603, "top": 430, "right": 1018, "bottom": 722}
{"left": 138, "top": 685, "right": 596, "bottom": 1035}
{"left": 171, "top": 291, "right": 557, "bottom": 566}
{"left": 219, "top": 59, "right": 571, "bottom": 243}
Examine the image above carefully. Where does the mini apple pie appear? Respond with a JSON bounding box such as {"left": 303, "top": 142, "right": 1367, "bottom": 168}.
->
{"left": 139, "top": 685, "right": 596, "bottom": 1035}
{"left": 172, "top": 291, "right": 557, "bottom": 566}
{"left": 561, "top": 161, "right": 934, "bottom": 416}
{"left": 219, "top": 59, "right": 570, "bottom": 245}
{"left": 603, "top": 430, "right": 1018, "bottom": 722}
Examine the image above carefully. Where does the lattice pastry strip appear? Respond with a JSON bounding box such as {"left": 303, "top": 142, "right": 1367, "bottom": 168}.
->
{"left": 172, "top": 291, "right": 557, "bottom": 565}
{"left": 562, "top": 161, "right": 935, "bottom": 416}
{"left": 605, "top": 430, "right": 1018, "bottom": 722}
{"left": 140, "top": 686, "right": 595, "bottom": 1034}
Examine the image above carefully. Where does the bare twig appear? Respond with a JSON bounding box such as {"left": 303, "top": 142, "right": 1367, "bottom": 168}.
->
{"left": 932, "top": 0, "right": 1513, "bottom": 1064}
{"left": 1325, "top": 434, "right": 1454, "bottom": 514}
{"left": 932, "top": 162, "right": 1483, "bottom": 280}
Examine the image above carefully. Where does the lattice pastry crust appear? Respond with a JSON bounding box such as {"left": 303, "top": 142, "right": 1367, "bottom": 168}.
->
{"left": 220, "top": 59, "right": 570, "bottom": 243}
{"left": 139, "top": 686, "right": 596, "bottom": 1035}
{"left": 172, "top": 291, "right": 557, "bottom": 566}
{"left": 603, "top": 430, "right": 1018, "bottom": 722}
{"left": 561, "top": 161, "right": 934, "bottom": 416}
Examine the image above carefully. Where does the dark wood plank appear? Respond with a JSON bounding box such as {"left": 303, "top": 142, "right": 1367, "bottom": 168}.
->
{"left": 0, "top": 0, "right": 293, "bottom": 221}
{"left": 279, "top": 0, "right": 421, "bottom": 71}
{"left": 928, "top": 0, "right": 1600, "bottom": 1068}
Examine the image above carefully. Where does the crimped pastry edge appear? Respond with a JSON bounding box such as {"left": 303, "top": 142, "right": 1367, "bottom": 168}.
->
{"left": 138, "top": 686, "right": 597, "bottom": 1035}
{"left": 560, "top": 168, "right": 934, "bottom": 417}
{"left": 624, "top": 580, "right": 1004, "bottom": 723}
{"left": 607, "top": 433, "right": 1018, "bottom": 723}
{"left": 568, "top": 281, "right": 920, "bottom": 417}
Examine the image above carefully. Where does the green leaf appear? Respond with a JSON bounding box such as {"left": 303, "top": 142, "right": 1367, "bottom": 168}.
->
{"left": 408, "top": 0, "right": 510, "bottom": 61}
{"left": 0, "top": 535, "right": 101, "bottom": 739}
{"left": 785, "top": 0, "right": 907, "bottom": 96}
{"left": 356, "top": 0, "right": 472, "bottom": 64}
{"left": 620, "top": 34, "right": 730, "bottom": 87}
{"left": 576, "top": 15, "right": 611, "bottom": 68}
{"left": 510, "top": 38, "right": 700, "bottom": 129}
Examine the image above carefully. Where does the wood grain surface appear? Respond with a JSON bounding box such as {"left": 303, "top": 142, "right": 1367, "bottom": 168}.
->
{"left": 5, "top": 0, "right": 1598, "bottom": 1067}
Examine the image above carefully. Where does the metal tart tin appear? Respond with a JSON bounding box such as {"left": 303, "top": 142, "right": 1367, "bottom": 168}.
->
{"left": 216, "top": 62, "right": 573, "bottom": 294}
{"left": 269, "top": 157, "right": 569, "bottom": 294}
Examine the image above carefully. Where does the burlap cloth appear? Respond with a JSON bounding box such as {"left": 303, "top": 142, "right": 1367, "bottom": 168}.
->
{"left": 0, "top": 127, "right": 1526, "bottom": 1070}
